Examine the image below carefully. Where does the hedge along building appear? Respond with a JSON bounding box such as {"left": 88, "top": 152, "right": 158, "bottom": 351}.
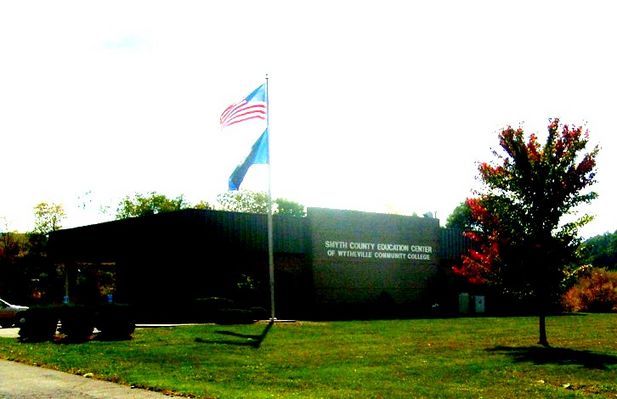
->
{"left": 48, "top": 207, "right": 464, "bottom": 320}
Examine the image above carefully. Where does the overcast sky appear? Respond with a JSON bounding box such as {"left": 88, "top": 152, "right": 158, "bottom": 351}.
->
{"left": 1, "top": 1, "right": 615, "bottom": 238}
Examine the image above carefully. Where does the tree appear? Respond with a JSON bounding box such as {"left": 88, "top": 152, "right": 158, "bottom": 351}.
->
{"left": 0, "top": 219, "right": 28, "bottom": 270}
{"left": 115, "top": 192, "right": 190, "bottom": 219}
{"left": 216, "top": 191, "right": 306, "bottom": 216}
{"left": 445, "top": 201, "right": 476, "bottom": 231}
{"left": 32, "top": 202, "right": 66, "bottom": 235}
{"left": 0, "top": 232, "right": 27, "bottom": 264}
{"left": 193, "top": 200, "right": 214, "bottom": 210}
{"left": 0, "top": 221, "right": 30, "bottom": 301}
{"left": 21, "top": 204, "right": 66, "bottom": 302}
{"left": 274, "top": 198, "right": 306, "bottom": 217}
{"left": 216, "top": 191, "right": 270, "bottom": 214}
{"left": 581, "top": 231, "right": 617, "bottom": 270}
{"left": 453, "top": 118, "right": 598, "bottom": 346}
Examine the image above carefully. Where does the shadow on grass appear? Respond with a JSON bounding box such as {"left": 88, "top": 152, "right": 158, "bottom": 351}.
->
{"left": 194, "top": 320, "right": 273, "bottom": 348}
{"left": 487, "top": 346, "right": 617, "bottom": 370}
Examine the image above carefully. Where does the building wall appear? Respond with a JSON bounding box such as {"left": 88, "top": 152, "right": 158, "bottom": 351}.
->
{"left": 49, "top": 208, "right": 453, "bottom": 319}
{"left": 307, "top": 208, "right": 440, "bottom": 313}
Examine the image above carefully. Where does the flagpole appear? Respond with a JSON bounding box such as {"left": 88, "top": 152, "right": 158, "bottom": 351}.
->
{"left": 265, "top": 74, "right": 276, "bottom": 321}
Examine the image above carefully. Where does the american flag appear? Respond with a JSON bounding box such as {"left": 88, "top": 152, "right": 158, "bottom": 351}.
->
{"left": 220, "top": 84, "right": 267, "bottom": 128}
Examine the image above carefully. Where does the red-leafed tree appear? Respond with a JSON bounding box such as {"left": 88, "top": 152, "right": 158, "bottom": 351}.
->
{"left": 453, "top": 118, "right": 599, "bottom": 346}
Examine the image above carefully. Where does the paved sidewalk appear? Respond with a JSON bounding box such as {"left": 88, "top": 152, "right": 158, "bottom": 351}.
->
{"left": 0, "top": 328, "right": 19, "bottom": 339}
{"left": 0, "top": 359, "right": 177, "bottom": 398}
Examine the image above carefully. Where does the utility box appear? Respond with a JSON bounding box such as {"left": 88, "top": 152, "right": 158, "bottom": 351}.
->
{"left": 474, "top": 295, "right": 485, "bottom": 313}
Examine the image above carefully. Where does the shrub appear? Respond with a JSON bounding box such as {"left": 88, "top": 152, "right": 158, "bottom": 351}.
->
{"left": 94, "top": 304, "right": 135, "bottom": 340}
{"left": 562, "top": 268, "right": 617, "bottom": 312}
{"left": 58, "top": 305, "right": 95, "bottom": 342}
{"left": 18, "top": 307, "right": 59, "bottom": 342}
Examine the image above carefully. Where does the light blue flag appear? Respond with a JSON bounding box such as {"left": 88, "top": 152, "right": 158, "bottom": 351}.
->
{"left": 229, "top": 129, "right": 269, "bottom": 190}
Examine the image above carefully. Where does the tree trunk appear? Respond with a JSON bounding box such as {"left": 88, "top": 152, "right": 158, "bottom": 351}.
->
{"left": 538, "top": 311, "right": 549, "bottom": 347}
{"left": 537, "top": 272, "right": 550, "bottom": 347}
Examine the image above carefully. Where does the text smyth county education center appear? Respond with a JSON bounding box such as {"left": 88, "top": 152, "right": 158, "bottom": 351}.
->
{"left": 48, "top": 207, "right": 469, "bottom": 321}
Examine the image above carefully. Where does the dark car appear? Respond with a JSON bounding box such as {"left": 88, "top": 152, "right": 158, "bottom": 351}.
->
{"left": 0, "top": 298, "right": 28, "bottom": 328}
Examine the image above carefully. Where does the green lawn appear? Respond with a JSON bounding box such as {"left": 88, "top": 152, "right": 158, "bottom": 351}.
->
{"left": 1, "top": 314, "right": 616, "bottom": 398}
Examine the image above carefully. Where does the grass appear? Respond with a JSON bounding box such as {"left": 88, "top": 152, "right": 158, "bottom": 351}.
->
{"left": 0, "top": 314, "right": 616, "bottom": 398}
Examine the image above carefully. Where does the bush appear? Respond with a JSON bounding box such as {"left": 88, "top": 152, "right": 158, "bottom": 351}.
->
{"left": 562, "top": 268, "right": 617, "bottom": 312}
{"left": 94, "top": 304, "right": 135, "bottom": 340}
{"left": 18, "top": 307, "right": 59, "bottom": 342}
{"left": 58, "top": 305, "right": 95, "bottom": 342}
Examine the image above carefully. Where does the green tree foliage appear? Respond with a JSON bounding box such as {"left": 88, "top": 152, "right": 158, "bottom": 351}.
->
{"left": 1, "top": 207, "right": 64, "bottom": 303}
{"left": 114, "top": 191, "right": 303, "bottom": 219}
{"left": 216, "top": 191, "right": 270, "bottom": 214}
{"left": 0, "top": 232, "right": 28, "bottom": 264}
{"left": 581, "top": 230, "right": 617, "bottom": 270}
{"left": 0, "top": 222, "right": 29, "bottom": 298}
{"left": 0, "top": 230, "right": 29, "bottom": 300}
{"left": 0, "top": 219, "right": 28, "bottom": 263}
{"left": 445, "top": 201, "right": 475, "bottom": 230}
{"left": 32, "top": 202, "right": 66, "bottom": 235}
{"left": 453, "top": 118, "right": 599, "bottom": 346}
{"left": 193, "top": 200, "right": 214, "bottom": 210}
{"left": 115, "top": 192, "right": 190, "bottom": 219}
{"left": 216, "top": 191, "right": 306, "bottom": 216}
{"left": 274, "top": 198, "right": 306, "bottom": 217}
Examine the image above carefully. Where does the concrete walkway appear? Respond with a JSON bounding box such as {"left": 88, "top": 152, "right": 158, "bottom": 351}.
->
{"left": 0, "top": 359, "right": 178, "bottom": 398}
{"left": 1, "top": 327, "right": 180, "bottom": 398}
{"left": 0, "top": 327, "right": 20, "bottom": 339}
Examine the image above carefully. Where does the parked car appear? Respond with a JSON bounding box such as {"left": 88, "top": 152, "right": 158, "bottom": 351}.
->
{"left": 0, "top": 298, "right": 28, "bottom": 328}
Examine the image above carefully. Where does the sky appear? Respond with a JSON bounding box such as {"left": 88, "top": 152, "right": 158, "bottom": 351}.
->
{"left": 0, "top": 0, "right": 615, "bottom": 239}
